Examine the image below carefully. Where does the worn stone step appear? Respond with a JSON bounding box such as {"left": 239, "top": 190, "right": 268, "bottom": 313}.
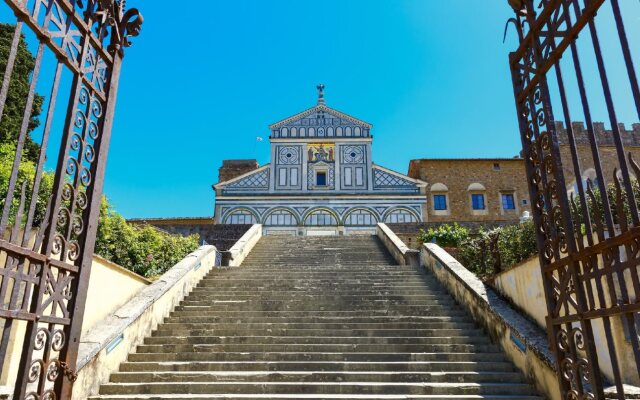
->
{"left": 109, "top": 371, "right": 525, "bottom": 384}
{"left": 143, "top": 335, "right": 492, "bottom": 346}
{"left": 164, "top": 316, "right": 468, "bottom": 324}
{"left": 98, "top": 381, "right": 537, "bottom": 396}
{"left": 155, "top": 321, "right": 477, "bottom": 331}
{"left": 119, "top": 360, "right": 518, "bottom": 373}
{"left": 135, "top": 343, "right": 500, "bottom": 354}
{"left": 151, "top": 328, "right": 485, "bottom": 337}
{"left": 169, "top": 309, "right": 467, "bottom": 317}
{"left": 90, "top": 395, "right": 543, "bottom": 400}
{"left": 128, "top": 352, "right": 509, "bottom": 363}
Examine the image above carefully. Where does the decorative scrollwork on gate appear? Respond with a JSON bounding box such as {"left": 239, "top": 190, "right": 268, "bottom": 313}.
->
{"left": 508, "top": 0, "right": 640, "bottom": 399}
{"left": 0, "top": 0, "right": 142, "bottom": 398}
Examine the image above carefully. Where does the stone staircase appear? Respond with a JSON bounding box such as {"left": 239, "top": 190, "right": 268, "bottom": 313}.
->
{"left": 90, "top": 235, "right": 542, "bottom": 399}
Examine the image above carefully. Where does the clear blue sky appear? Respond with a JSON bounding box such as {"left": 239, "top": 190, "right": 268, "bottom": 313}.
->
{"left": 5, "top": 1, "right": 639, "bottom": 218}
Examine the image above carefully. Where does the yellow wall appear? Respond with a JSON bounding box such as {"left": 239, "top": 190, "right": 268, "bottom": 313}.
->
{"left": 0, "top": 255, "right": 150, "bottom": 388}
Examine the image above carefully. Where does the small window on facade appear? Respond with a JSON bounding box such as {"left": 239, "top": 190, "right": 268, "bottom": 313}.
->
{"left": 502, "top": 193, "right": 516, "bottom": 210}
{"left": 493, "top": 163, "right": 501, "bottom": 170}
{"left": 472, "top": 194, "right": 485, "bottom": 210}
{"left": 522, "top": 199, "right": 528, "bottom": 205}
{"left": 433, "top": 194, "right": 447, "bottom": 210}
{"left": 316, "top": 171, "right": 327, "bottom": 186}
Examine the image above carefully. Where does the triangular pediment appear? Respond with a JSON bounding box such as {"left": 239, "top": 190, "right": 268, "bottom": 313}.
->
{"left": 269, "top": 104, "right": 372, "bottom": 130}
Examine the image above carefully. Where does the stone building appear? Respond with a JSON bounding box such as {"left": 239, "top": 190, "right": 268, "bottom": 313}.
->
{"left": 213, "top": 86, "right": 427, "bottom": 235}
{"left": 407, "top": 157, "right": 530, "bottom": 225}
{"left": 407, "top": 121, "right": 640, "bottom": 225}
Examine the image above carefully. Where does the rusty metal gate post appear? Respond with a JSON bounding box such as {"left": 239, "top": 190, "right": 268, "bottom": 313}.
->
{"left": 507, "top": 0, "right": 640, "bottom": 399}
{"left": 0, "top": 0, "right": 141, "bottom": 399}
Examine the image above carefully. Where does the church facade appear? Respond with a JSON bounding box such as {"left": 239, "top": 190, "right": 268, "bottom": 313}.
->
{"left": 213, "top": 86, "right": 427, "bottom": 235}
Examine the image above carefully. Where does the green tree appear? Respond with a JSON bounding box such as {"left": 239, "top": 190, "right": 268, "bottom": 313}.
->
{"left": 95, "top": 197, "right": 200, "bottom": 278}
{"left": 0, "top": 141, "right": 53, "bottom": 227}
{"left": 0, "top": 23, "right": 44, "bottom": 164}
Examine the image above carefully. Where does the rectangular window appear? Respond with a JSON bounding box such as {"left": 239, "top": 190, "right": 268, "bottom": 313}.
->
{"left": 344, "top": 168, "right": 352, "bottom": 186}
{"left": 433, "top": 194, "right": 447, "bottom": 210}
{"left": 502, "top": 193, "right": 516, "bottom": 210}
{"left": 472, "top": 194, "right": 485, "bottom": 210}
{"left": 316, "top": 171, "right": 327, "bottom": 186}
{"left": 278, "top": 168, "right": 286, "bottom": 186}
{"left": 355, "top": 167, "right": 364, "bottom": 186}
{"left": 290, "top": 168, "right": 298, "bottom": 186}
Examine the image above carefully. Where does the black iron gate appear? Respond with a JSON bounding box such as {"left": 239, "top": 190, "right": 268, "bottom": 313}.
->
{"left": 0, "top": 0, "right": 141, "bottom": 398}
{"left": 508, "top": 0, "right": 639, "bottom": 398}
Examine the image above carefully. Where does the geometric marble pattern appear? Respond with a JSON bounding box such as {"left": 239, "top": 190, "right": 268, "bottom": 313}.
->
{"left": 226, "top": 169, "right": 269, "bottom": 190}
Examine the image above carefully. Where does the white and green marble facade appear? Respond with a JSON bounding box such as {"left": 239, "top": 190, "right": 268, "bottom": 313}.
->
{"left": 213, "top": 90, "right": 427, "bottom": 235}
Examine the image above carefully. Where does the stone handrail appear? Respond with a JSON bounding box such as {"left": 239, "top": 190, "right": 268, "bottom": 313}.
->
{"left": 72, "top": 245, "right": 220, "bottom": 400}
{"left": 421, "top": 243, "right": 560, "bottom": 400}
{"left": 225, "top": 224, "right": 263, "bottom": 266}
{"left": 376, "top": 223, "right": 419, "bottom": 266}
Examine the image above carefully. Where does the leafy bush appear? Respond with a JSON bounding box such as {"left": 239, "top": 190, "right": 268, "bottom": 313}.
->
{"left": 418, "top": 223, "right": 469, "bottom": 247}
{"left": 457, "top": 220, "right": 537, "bottom": 278}
{"left": 95, "top": 198, "right": 199, "bottom": 278}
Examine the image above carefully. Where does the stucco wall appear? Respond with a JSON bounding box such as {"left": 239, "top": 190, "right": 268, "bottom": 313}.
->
{"left": 488, "top": 252, "right": 640, "bottom": 387}
{"left": 0, "top": 254, "right": 150, "bottom": 389}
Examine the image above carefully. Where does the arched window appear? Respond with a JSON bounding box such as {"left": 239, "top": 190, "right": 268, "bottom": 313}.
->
{"left": 467, "top": 183, "right": 487, "bottom": 211}
{"left": 345, "top": 126, "right": 352, "bottom": 136}
{"left": 344, "top": 209, "right": 378, "bottom": 226}
{"left": 354, "top": 127, "right": 361, "bottom": 136}
{"left": 304, "top": 209, "right": 338, "bottom": 226}
{"left": 281, "top": 127, "right": 288, "bottom": 137}
{"left": 384, "top": 209, "right": 419, "bottom": 223}
{"left": 224, "top": 209, "right": 258, "bottom": 224}
{"left": 309, "top": 127, "right": 316, "bottom": 137}
{"left": 290, "top": 127, "right": 297, "bottom": 137}
{"left": 299, "top": 127, "right": 306, "bottom": 137}
{"left": 264, "top": 209, "right": 298, "bottom": 226}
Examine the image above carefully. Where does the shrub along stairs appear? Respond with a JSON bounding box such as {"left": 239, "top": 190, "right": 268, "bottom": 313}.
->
{"left": 91, "top": 235, "right": 542, "bottom": 399}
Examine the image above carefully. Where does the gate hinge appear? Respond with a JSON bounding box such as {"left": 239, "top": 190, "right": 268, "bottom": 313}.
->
{"left": 58, "top": 361, "right": 78, "bottom": 382}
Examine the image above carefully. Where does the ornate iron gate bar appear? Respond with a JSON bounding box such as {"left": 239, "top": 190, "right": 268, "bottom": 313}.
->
{"left": 508, "top": 0, "right": 640, "bottom": 399}
{"left": 0, "top": 0, "right": 141, "bottom": 399}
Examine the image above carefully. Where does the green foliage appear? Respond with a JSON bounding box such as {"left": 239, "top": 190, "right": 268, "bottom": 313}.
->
{"left": 418, "top": 223, "right": 469, "bottom": 247}
{"left": 95, "top": 198, "right": 200, "bottom": 278}
{"left": 0, "top": 23, "right": 44, "bottom": 164}
{"left": 457, "top": 220, "right": 537, "bottom": 278}
{"left": 571, "top": 179, "right": 640, "bottom": 228}
{"left": 0, "top": 141, "right": 53, "bottom": 226}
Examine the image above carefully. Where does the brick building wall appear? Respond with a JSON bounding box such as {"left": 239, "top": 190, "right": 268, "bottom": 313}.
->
{"left": 408, "top": 158, "right": 530, "bottom": 224}
{"left": 407, "top": 122, "right": 640, "bottom": 226}
{"left": 218, "top": 159, "right": 260, "bottom": 183}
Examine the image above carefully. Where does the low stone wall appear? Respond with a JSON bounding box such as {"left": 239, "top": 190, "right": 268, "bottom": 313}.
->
{"left": 72, "top": 245, "right": 220, "bottom": 400}
{"left": 226, "top": 224, "right": 262, "bottom": 266}
{"left": 376, "top": 223, "right": 419, "bottom": 266}
{"left": 421, "top": 243, "right": 560, "bottom": 400}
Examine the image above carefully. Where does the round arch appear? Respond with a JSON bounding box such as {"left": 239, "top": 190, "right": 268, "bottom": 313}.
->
{"left": 302, "top": 207, "right": 340, "bottom": 226}
{"left": 342, "top": 208, "right": 379, "bottom": 226}
{"left": 262, "top": 207, "right": 300, "bottom": 226}
{"left": 223, "top": 207, "right": 260, "bottom": 225}
{"left": 382, "top": 207, "right": 421, "bottom": 224}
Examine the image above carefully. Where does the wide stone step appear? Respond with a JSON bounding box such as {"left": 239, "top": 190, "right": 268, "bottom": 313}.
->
{"left": 169, "top": 309, "right": 466, "bottom": 317}
{"left": 97, "top": 381, "right": 537, "bottom": 396}
{"left": 152, "top": 328, "right": 485, "bottom": 337}
{"left": 143, "top": 336, "right": 492, "bottom": 346}
{"left": 135, "top": 343, "right": 500, "bottom": 354}
{"left": 109, "top": 371, "right": 525, "bottom": 384}
{"left": 163, "top": 316, "right": 468, "bottom": 324}
{"left": 181, "top": 295, "right": 445, "bottom": 302}
{"left": 119, "top": 360, "right": 518, "bottom": 373}
{"left": 90, "top": 395, "right": 543, "bottom": 399}
{"left": 128, "top": 352, "right": 509, "bottom": 363}
{"left": 155, "top": 321, "right": 477, "bottom": 330}
{"left": 178, "top": 300, "right": 457, "bottom": 309}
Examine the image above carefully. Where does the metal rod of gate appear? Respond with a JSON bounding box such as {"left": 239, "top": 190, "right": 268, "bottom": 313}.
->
{"left": 507, "top": 0, "right": 640, "bottom": 399}
{"left": 0, "top": 0, "right": 142, "bottom": 398}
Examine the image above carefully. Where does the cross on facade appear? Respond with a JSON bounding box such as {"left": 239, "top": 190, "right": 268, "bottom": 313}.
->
{"left": 317, "top": 84, "right": 325, "bottom": 104}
